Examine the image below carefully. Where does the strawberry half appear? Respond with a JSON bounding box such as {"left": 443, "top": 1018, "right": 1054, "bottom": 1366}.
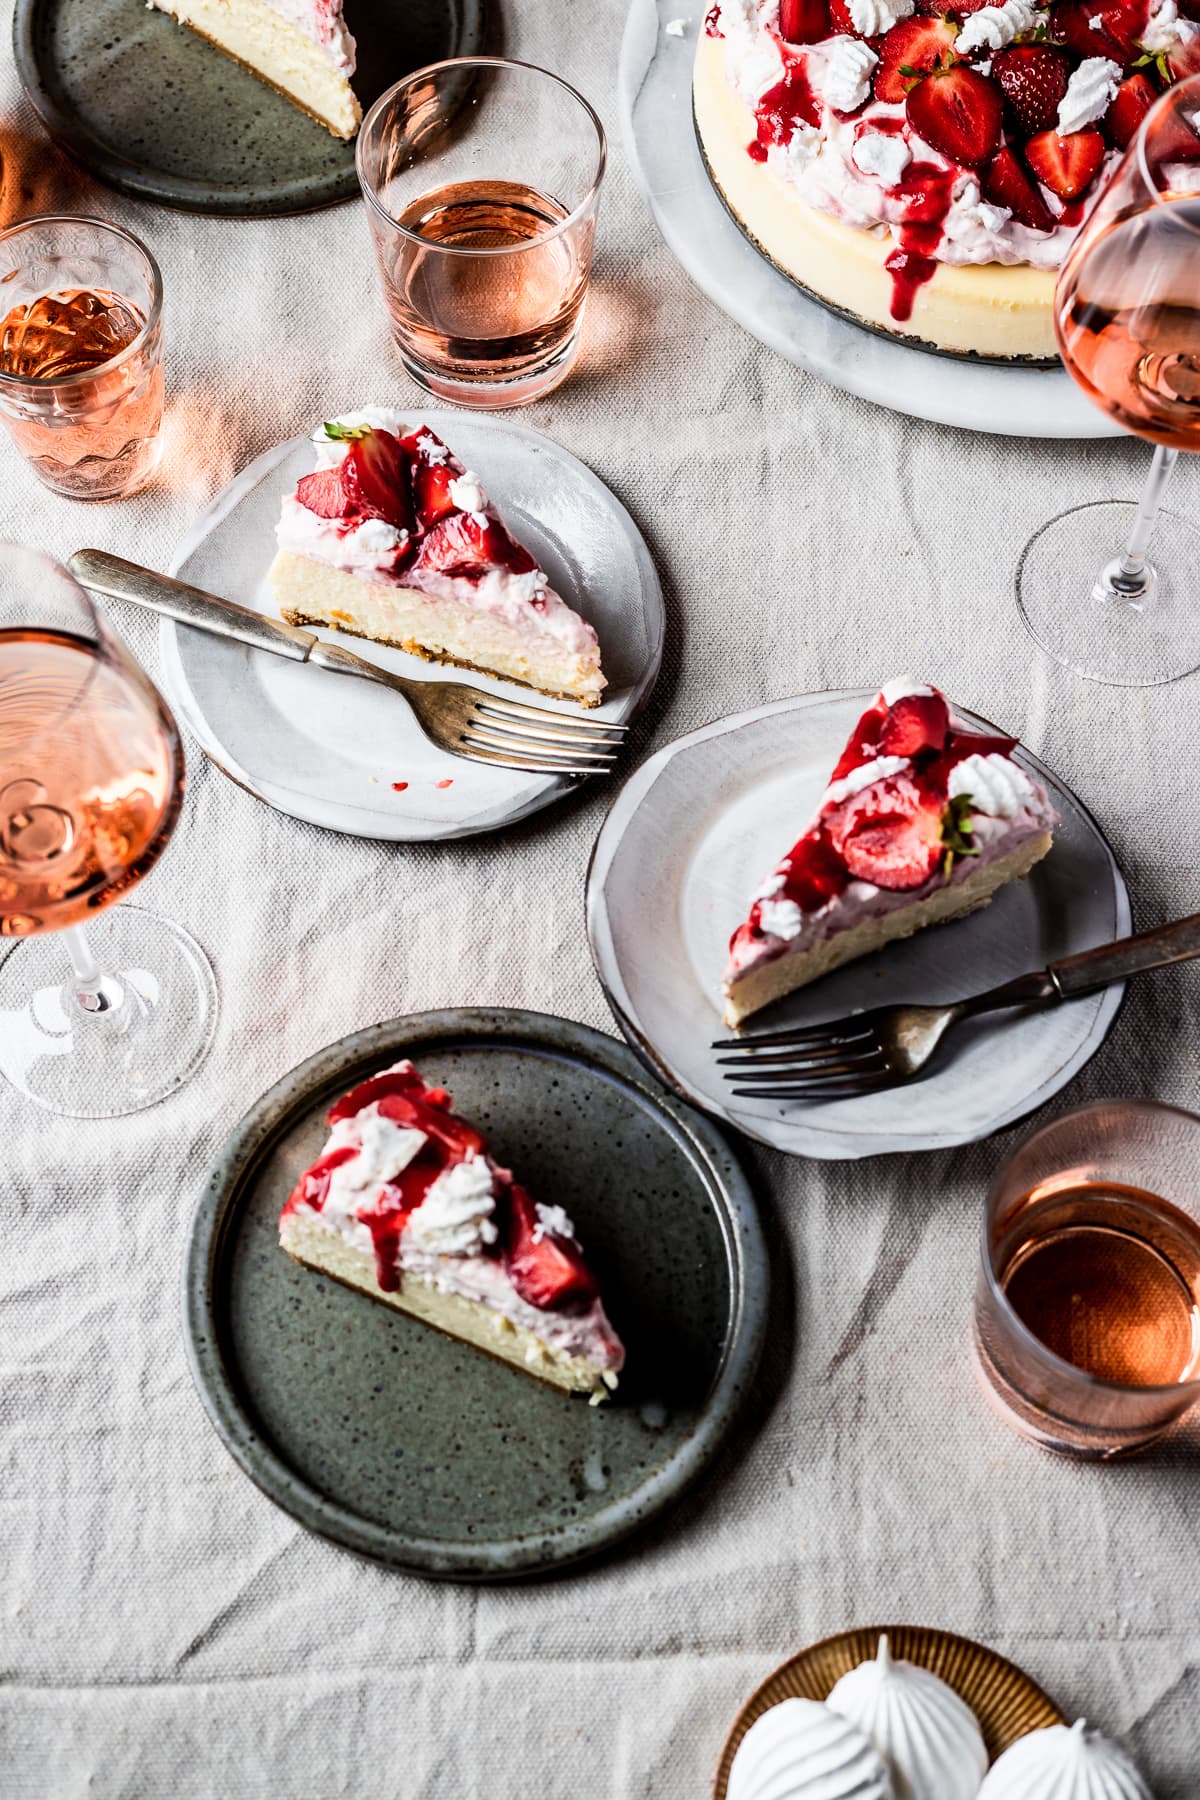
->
{"left": 825, "top": 773, "right": 945, "bottom": 890}
{"left": 873, "top": 16, "right": 958, "bottom": 103}
{"left": 1104, "top": 71, "right": 1158, "bottom": 148}
{"left": 505, "top": 1183, "right": 599, "bottom": 1312}
{"left": 1024, "top": 124, "right": 1106, "bottom": 198}
{"left": 1049, "top": 0, "right": 1147, "bottom": 60}
{"left": 411, "top": 456, "right": 458, "bottom": 531}
{"left": 879, "top": 690, "right": 950, "bottom": 757}
{"left": 781, "top": 0, "right": 831, "bottom": 40}
{"left": 991, "top": 44, "right": 1072, "bottom": 138}
{"left": 905, "top": 63, "right": 1004, "bottom": 167}
{"left": 341, "top": 429, "right": 414, "bottom": 533}
{"left": 982, "top": 145, "right": 1056, "bottom": 228}
{"left": 329, "top": 1066, "right": 450, "bottom": 1123}
{"left": 417, "top": 513, "right": 537, "bottom": 578}
{"left": 295, "top": 466, "right": 348, "bottom": 518}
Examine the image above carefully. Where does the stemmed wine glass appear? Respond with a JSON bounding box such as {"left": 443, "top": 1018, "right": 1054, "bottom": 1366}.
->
{"left": 1017, "top": 73, "right": 1200, "bottom": 686}
{"left": 0, "top": 544, "right": 217, "bottom": 1117}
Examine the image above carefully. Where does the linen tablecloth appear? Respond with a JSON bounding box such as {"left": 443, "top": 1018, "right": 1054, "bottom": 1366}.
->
{"left": 3, "top": 3, "right": 1199, "bottom": 1793}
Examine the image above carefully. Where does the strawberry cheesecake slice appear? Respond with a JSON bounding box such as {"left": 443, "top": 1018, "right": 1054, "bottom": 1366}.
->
{"left": 147, "top": 0, "right": 361, "bottom": 139}
{"left": 722, "top": 680, "right": 1057, "bottom": 1027}
{"left": 279, "top": 1060, "right": 625, "bottom": 1400}
{"left": 269, "top": 411, "right": 606, "bottom": 707}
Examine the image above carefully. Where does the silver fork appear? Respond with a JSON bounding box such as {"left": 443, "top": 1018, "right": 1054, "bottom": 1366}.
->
{"left": 713, "top": 914, "right": 1200, "bottom": 1100}
{"left": 68, "top": 549, "right": 627, "bottom": 777}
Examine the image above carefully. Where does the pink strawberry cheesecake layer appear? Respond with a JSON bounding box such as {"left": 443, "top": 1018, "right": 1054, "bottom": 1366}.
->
{"left": 722, "top": 679, "right": 1058, "bottom": 1027}
{"left": 280, "top": 1060, "right": 625, "bottom": 1400}
{"left": 269, "top": 410, "right": 606, "bottom": 706}
{"left": 697, "top": 0, "right": 1200, "bottom": 354}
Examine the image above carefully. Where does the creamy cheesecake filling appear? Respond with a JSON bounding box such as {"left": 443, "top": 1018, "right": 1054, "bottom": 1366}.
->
{"left": 148, "top": 0, "right": 360, "bottom": 137}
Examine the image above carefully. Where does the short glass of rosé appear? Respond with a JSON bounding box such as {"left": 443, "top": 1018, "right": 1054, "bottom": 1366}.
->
{"left": 356, "top": 58, "right": 607, "bottom": 408}
{"left": 0, "top": 215, "right": 164, "bottom": 502}
{"left": 1017, "top": 73, "right": 1200, "bottom": 686}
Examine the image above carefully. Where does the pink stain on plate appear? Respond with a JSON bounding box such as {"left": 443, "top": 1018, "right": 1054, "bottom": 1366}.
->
{"left": 435, "top": 778, "right": 453, "bottom": 789}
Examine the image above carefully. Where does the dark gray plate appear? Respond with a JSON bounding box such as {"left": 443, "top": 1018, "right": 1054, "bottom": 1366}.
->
{"left": 183, "top": 1009, "right": 768, "bottom": 1578}
{"left": 15, "top": 0, "right": 487, "bottom": 216}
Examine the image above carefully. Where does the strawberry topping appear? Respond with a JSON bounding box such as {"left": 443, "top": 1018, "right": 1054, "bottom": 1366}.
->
{"left": 982, "top": 146, "right": 1057, "bottom": 230}
{"left": 409, "top": 455, "right": 459, "bottom": 532}
{"left": 342, "top": 431, "right": 414, "bottom": 532}
{"left": 294, "top": 467, "right": 347, "bottom": 518}
{"left": 328, "top": 1065, "right": 449, "bottom": 1122}
{"left": 504, "top": 1183, "right": 600, "bottom": 1312}
{"left": 1104, "top": 71, "right": 1158, "bottom": 148}
{"left": 781, "top": 0, "right": 832, "bottom": 42}
{"left": 879, "top": 690, "right": 950, "bottom": 757}
{"left": 416, "top": 513, "right": 537, "bottom": 580}
{"left": 905, "top": 64, "right": 1004, "bottom": 167}
{"left": 1049, "top": 0, "right": 1148, "bottom": 63}
{"left": 991, "top": 44, "right": 1073, "bottom": 138}
{"left": 1024, "top": 124, "right": 1107, "bottom": 198}
{"left": 825, "top": 772, "right": 946, "bottom": 890}
{"left": 873, "top": 16, "right": 959, "bottom": 103}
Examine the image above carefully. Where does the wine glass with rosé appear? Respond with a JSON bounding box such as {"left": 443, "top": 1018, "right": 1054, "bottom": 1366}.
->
{"left": 1017, "top": 72, "right": 1200, "bottom": 685}
{"left": 0, "top": 545, "right": 217, "bottom": 1117}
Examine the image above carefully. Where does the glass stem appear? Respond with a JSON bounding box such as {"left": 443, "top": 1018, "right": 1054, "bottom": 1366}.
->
{"left": 1107, "top": 444, "right": 1179, "bottom": 601}
{"left": 63, "top": 922, "right": 126, "bottom": 1021}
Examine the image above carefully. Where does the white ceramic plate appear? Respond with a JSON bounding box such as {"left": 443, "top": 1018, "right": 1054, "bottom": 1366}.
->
{"left": 586, "top": 691, "right": 1130, "bottom": 1159}
{"left": 618, "top": 0, "right": 1122, "bottom": 439}
{"left": 161, "top": 413, "right": 664, "bottom": 841}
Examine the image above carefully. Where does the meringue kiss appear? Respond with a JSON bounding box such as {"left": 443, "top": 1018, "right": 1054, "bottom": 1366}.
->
{"left": 728, "top": 1697, "right": 895, "bottom": 1800}
{"left": 826, "top": 1637, "right": 988, "bottom": 1800}
{"left": 977, "top": 1719, "right": 1152, "bottom": 1800}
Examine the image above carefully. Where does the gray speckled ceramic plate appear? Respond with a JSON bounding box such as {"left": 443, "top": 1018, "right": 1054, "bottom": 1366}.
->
{"left": 15, "top": 0, "right": 487, "bottom": 215}
{"left": 183, "top": 1009, "right": 768, "bottom": 1578}
{"left": 587, "top": 691, "right": 1130, "bottom": 1161}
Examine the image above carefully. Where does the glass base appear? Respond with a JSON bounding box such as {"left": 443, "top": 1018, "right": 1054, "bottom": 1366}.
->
{"left": 971, "top": 1331, "right": 1166, "bottom": 1461}
{"left": 1017, "top": 501, "right": 1200, "bottom": 687}
{"left": 0, "top": 904, "right": 217, "bottom": 1119}
{"left": 396, "top": 330, "right": 580, "bottom": 410}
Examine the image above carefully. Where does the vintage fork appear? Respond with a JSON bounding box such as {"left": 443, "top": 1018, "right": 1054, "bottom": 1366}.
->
{"left": 68, "top": 550, "right": 627, "bottom": 778}
{"left": 712, "top": 914, "right": 1200, "bottom": 1100}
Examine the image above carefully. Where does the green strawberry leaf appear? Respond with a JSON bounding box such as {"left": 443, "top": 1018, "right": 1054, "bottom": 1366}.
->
{"left": 940, "top": 792, "right": 979, "bottom": 878}
{"left": 324, "top": 420, "right": 372, "bottom": 440}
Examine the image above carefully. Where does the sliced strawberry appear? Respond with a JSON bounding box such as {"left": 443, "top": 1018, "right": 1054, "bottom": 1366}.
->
{"left": 411, "top": 457, "right": 458, "bottom": 530}
{"left": 328, "top": 1066, "right": 448, "bottom": 1123}
{"left": 830, "top": 0, "right": 857, "bottom": 30}
{"left": 1025, "top": 124, "right": 1107, "bottom": 197}
{"left": 1103, "top": 71, "right": 1157, "bottom": 148}
{"left": 376, "top": 1090, "right": 486, "bottom": 1159}
{"left": 982, "top": 144, "right": 1056, "bottom": 228}
{"left": 829, "top": 701, "right": 886, "bottom": 782}
{"left": 781, "top": 0, "right": 831, "bottom": 40}
{"left": 991, "top": 44, "right": 1072, "bottom": 138}
{"left": 779, "top": 830, "right": 849, "bottom": 910}
{"left": 945, "top": 728, "right": 1018, "bottom": 760}
{"left": 416, "top": 512, "right": 537, "bottom": 579}
{"left": 505, "top": 1183, "right": 599, "bottom": 1312}
{"left": 1049, "top": 0, "right": 1146, "bottom": 60}
{"left": 283, "top": 1144, "right": 357, "bottom": 1217}
{"left": 341, "top": 429, "right": 414, "bottom": 533}
{"left": 906, "top": 63, "right": 1004, "bottom": 166}
{"left": 295, "top": 465, "right": 348, "bottom": 518}
{"left": 880, "top": 690, "right": 951, "bottom": 756}
{"left": 826, "top": 774, "right": 945, "bottom": 890}
{"left": 874, "top": 15, "right": 959, "bottom": 103}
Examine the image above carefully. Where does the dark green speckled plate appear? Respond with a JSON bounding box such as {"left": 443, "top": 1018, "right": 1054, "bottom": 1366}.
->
{"left": 14, "top": 0, "right": 488, "bottom": 215}
{"left": 183, "top": 1009, "right": 768, "bottom": 1579}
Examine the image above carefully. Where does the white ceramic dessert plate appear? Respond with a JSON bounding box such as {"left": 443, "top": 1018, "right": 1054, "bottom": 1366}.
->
{"left": 587, "top": 691, "right": 1130, "bottom": 1160}
{"left": 618, "top": 0, "right": 1123, "bottom": 438}
{"left": 160, "top": 413, "right": 663, "bottom": 841}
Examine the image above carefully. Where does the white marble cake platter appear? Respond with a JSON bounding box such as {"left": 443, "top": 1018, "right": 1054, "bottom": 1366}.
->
{"left": 618, "top": 0, "right": 1124, "bottom": 438}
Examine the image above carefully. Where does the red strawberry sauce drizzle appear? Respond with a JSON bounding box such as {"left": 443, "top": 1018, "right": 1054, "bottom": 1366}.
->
{"left": 282, "top": 1064, "right": 601, "bottom": 1310}
{"left": 884, "top": 162, "right": 957, "bottom": 322}
{"left": 750, "top": 53, "right": 821, "bottom": 161}
{"left": 731, "top": 689, "right": 1020, "bottom": 956}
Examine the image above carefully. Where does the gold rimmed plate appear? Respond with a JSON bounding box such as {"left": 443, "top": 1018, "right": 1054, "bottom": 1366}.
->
{"left": 713, "top": 1624, "right": 1065, "bottom": 1797}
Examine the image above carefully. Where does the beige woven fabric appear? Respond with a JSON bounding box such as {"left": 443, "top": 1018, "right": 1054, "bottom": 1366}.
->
{"left": 2, "top": 1, "right": 1198, "bottom": 1793}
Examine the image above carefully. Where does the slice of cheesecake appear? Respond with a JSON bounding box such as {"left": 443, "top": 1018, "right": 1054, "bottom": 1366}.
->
{"left": 147, "top": 0, "right": 361, "bottom": 140}
{"left": 722, "top": 679, "right": 1058, "bottom": 1028}
{"left": 269, "top": 411, "right": 607, "bottom": 707}
{"left": 279, "top": 1060, "right": 625, "bottom": 1400}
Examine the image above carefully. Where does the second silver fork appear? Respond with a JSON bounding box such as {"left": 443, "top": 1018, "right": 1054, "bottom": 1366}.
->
{"left": 68, "top": 549, "right": 627, "bottom": 778}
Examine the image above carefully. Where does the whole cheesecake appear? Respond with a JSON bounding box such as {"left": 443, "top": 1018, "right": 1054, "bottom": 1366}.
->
{"left": 696, "top": 0, "right": 1200, "bottom": 360}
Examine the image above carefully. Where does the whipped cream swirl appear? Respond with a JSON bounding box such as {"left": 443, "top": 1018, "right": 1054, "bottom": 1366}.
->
{"left": 1057, "top": 56, "right": 1123, "bottom": 132}
{"left": 820, "top": 37, "right": 879, "bottom": 109}
{"left": 955, "top": 0, "right": 1043, "bottom": 54}
{"left": 847, "top": 0, "right": 914, "bottom": 34}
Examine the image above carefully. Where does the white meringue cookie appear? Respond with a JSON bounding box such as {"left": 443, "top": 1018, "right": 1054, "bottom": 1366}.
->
{"left": 978, "top": 1720, "right": 1152, "bottom": 1800}
{"left": 729, "top": 1698, "right": 895, "bottom": 1800}
{"left": 826, "top": 1637, "right": 988, "bottom": 1800}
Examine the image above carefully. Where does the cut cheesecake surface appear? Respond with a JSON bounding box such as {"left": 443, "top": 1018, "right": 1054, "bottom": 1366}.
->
{"left": 147, "top": 0, "right": 361, "bottom": 138}
{"left": 270, "top": 411, "right": 606, "bottom": 707}
{"left": 279, "top": 1060, "right": 625, "bottom": 1400}
{"left": 723, "top": 678, "right": 1058, "bottom": 1027}
{"left": 698, "top": 0, "right": 1200, "bottom": 359}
